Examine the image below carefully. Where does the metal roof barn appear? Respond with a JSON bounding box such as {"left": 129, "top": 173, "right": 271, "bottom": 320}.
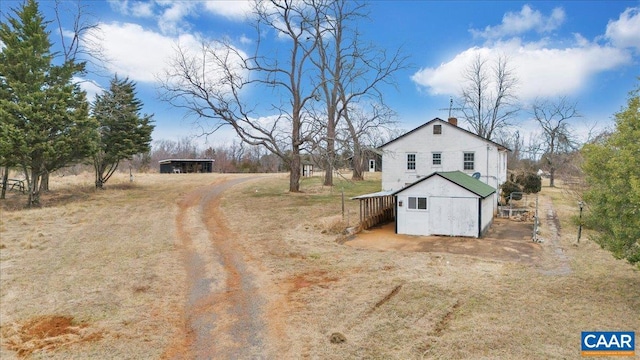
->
{"left": 159, "top": 159, "right": 214, "bottom": 173}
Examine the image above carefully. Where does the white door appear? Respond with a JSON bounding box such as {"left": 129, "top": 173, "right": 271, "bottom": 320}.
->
{"left": 369, "top": 159, "right": 375, "bottom": 172}
{"left": 429, "top": 197, "right": 477, "bottom": 237}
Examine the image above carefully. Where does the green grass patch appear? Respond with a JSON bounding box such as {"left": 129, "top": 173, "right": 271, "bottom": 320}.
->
{"left": 245, "top": 175, "right": 381, "bottom": 204}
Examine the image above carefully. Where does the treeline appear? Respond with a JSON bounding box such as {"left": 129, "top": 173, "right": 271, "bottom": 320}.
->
{"left": 128, "top": 138, "right": 365, "bottom": 174}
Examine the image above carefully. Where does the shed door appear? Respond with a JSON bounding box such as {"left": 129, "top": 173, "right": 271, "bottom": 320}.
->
{"left": 429, "top": 197, "right": 477, "bottom": 237}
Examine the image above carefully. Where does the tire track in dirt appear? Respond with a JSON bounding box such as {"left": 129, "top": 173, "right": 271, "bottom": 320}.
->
{"left": 538, "top": 195, "right": 572, "bottom": 276}
{"left": 166, "top": 177, "right": 266, "bottom": 359}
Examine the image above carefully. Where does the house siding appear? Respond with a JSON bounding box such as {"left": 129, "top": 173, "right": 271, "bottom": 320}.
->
{"left": 381, "top": 119, "right": 507, "bottom": 194}
{"left": 480, "top": 195, "right": 494, "bottom": 236}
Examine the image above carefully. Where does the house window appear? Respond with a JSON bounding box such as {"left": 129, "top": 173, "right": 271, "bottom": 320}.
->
{"left": 463, "top": 152, "right": 475, "bottom": 170}
{"left": 408, "top": 196, "right": 427, "bottom": 210}
{"left": 432, "top": 152, "right": 442, "bottom": 165}
{"left": 433, "top": 124, "right": 442, "bottom": 134}
{"left": 407, "top": 153, "right": 416, "bottom": 170}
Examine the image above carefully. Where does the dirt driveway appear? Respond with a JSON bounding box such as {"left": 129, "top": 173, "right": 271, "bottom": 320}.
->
{"left": 345, "top": 218, "right": 541, "bottom": 263}
{"left": 165, "top": 177, "right": 269, "bottom": 359}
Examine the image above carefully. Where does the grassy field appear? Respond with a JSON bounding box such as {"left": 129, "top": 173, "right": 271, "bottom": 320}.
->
{"left": 1, "top": 172, "right": 638, "bottom": 359}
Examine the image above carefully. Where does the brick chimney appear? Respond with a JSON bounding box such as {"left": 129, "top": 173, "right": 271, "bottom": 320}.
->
{"left": 448, "top": 117, "right": 458, "bottom": 126}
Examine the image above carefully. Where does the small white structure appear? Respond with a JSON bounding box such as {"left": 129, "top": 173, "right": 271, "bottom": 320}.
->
{"left": 302, "top": 164, "right": 313, "bottom": 177}
{"left": 394, "top": 171, "right": 496, "bottom": 238}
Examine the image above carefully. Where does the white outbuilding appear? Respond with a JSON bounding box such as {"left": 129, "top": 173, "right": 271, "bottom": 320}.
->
{"left": 393, "top": 171, "right": 496, "bottom": 238}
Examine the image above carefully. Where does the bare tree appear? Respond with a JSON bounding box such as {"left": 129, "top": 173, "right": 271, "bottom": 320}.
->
{"left": 531, "top": 97, "right": 581, "bottom": 187}
{"left": 339, "top": 102, "right": 396, "bottom": 180}
{"left": 160, "top": 1, "right": 323, "bottom": 192}
{"left": 309, "top": 0, "right": 407, "bottom": 185}
{"left": 495, "top": 130, "right": 525, "bottom": 170}
{"left": 459, "top": 54, "right": 519, "bottom": 140}
{"left": 53, "top": 0, "right": 104, "bottom": 65}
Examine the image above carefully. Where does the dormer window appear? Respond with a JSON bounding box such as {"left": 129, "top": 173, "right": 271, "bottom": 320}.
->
{"left": 433, "top": 124, "right": 442, "bottom": 134}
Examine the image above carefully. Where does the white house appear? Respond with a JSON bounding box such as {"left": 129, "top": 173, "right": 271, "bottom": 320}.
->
{"left": 379, "top": 118, "right": 509, "bottom": 197}
{"left": 394, "top": 171, "right": 496, "bottom": 237}
{"left": 352, "top": 117, "right": 510, "bottom": 237}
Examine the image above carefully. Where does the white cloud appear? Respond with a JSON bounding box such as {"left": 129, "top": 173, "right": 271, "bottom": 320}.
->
{"left": 471, "top": 5, "right": 565, "bottom": 40}
{"left": 411, "top": 40, "right": 630, "bottom": 104}
{"left": 84, "top": 22, "right": 199, "bottom": 83}
{"left": 74, "top": 77, "right": 103, "bottom": 103}
{"left": 203, "top": 0, "right": 254, "bottom": 20}
{"left": 84, "top": 21, "right": 250, "bottom": 105}
{"left": 414, "top": 5, "right": 635, "bottom": 105}
{"left": 108, "top": 0, "right": 154, "bottom": 18}
{"left": 239, "top": 35, "right": 252, "bottom": 45}
{"left": 131, "top": 2, "right": 154, "bottom": 18}
{"left": 157, "top": 1, "right": 196, "bottom": 34}
{"left": 108, "top": 1, "right": 195, "bottom": 34}
{"left": 107, "top": 0, "right": 130, "bottom": 15}
{"left": 605, "top": 7, "right": 640, "bottom": 51}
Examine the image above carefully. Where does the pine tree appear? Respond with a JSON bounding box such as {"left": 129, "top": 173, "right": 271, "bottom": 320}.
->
{"left": 0, "top": 0, "right": 97, "bottom": 206}
{"left": 582, "top": 80, "right": 640, "bottom": 266}
{"left": 92, "top": 76, "right": 154, "bottom": 189}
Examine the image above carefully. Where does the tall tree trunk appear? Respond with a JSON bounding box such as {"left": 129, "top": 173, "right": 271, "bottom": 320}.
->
{"left": 549, "top": 167, "right": 556, "bottom": 187}
{"left": 324, "top": 135, "right": 335, "bottom": 186}
{"left": 27, "top": 168, "right": 40, "bottom": 208}
{"left": 1, "top": 166, "right": 8, "bottom": 199}
{"left": 39, "top": 171, "right": 49, "bottom": 192}
{"left": 351, "top": 143, "right": 364, "bottom": 181}
{"left": 290, "top": 148, "right": 301, "bottom": 192}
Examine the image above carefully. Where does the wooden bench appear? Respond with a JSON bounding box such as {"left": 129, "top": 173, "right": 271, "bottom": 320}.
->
{"left": 1, "top": 178, "right": 26, "bottom": 193}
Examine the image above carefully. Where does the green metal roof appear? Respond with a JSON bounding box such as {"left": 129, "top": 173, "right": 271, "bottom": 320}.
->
{"left": 436, "top": 171, "right": 496, "bottom": 198}
{"left": 392, "top": 170, "right": 496, "bottom": 198}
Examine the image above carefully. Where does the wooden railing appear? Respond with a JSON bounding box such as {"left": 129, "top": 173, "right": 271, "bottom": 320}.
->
{"left": 357, "top": 195, "right": 395, "bottom": 230}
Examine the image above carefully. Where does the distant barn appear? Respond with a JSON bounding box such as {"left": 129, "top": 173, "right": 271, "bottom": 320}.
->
{"left": 159, "top": 159, "right": 214, "bottom": 173}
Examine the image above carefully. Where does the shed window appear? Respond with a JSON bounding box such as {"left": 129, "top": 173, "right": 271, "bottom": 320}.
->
{"left": 407, "top": 153, "right": 416, "bottom": 170}
{"left": 432, "top": 152, "right": 441, "bottom": 165}
{"left": 463, "top": 152, "right": 475, "bottom": 170}
{"left": 408, "top": 196, "right": 427, "bottom": 210}
{"left": 433, "top": 124, "right": 442, "bottom": 134}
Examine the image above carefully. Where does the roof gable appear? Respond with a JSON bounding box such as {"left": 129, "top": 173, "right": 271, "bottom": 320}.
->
{"left": 393, "top": 171, "right": 496, "bottom": 198}
{"left": 379, "top": 118, "right": 510, "bottom": 151}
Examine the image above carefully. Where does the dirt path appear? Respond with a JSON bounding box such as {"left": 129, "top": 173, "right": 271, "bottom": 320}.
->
{"left": 537, "top": 194, "right": 572, "bottom": 276}
{"left": 166, "top": 177, "right": 267, "bottom": 359}
{"left": 346, "top": 219, "right": 540, "bottom": 263}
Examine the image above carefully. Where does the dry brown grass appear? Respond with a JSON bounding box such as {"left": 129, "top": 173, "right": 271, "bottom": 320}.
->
{"left": 0, "top": 172, "right": 228, "bottom": 359}
{"left": 1, "top": 171, "right": 639, "bottom": 359}
{"left": 223, "top": 173, "right": 640, "bottom": 359}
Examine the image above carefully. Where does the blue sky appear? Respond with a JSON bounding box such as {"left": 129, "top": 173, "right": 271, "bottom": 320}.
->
{"left": 2, "top": 0, "right": 639, "bottom": 147}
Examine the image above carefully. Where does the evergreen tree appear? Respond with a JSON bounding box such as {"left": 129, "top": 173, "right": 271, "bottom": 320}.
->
{"left": 582, "top": 81, "right": 640, "bottom": 266}
{"left": 92, "top": 76, "right": 154, "bottom": 188}
{"left": 0, "top": 0, "right": 97, "bottom": 206}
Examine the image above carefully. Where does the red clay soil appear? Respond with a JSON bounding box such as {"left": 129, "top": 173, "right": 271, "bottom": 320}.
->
{"left": 1, "top": 315, "right": 102, "bottom": 357}
{"left": 289, "top": 270, "right": 339, "bottom": 293}
{"left": 346, "top": 218, "right": 541, "bottom": 263}
{"left": 164, "top": 177, "right": 270, "bottom": 359}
